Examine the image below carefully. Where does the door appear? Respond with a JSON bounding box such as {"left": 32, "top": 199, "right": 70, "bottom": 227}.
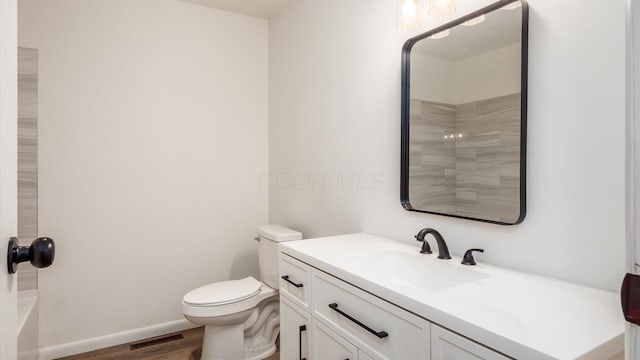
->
{"left": 627, "top": 0, "right": 640, "bottom": 359}
{"left": 0, "top": 0, "right": 19, "bottom": 359}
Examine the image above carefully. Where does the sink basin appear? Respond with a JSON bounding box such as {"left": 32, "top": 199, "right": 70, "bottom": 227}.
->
{"left": 340, "top": 250, "right": 490, "bottom": 292}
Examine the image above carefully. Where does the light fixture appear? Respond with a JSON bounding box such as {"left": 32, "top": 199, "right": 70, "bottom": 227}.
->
{"left": 402, "top": 0, "right": 417, "bottom": 17}
{"left": 429, "top": 29, "right": 450, "bottom": 40}
{"left": 398, "top": 0, "right": 422, "bottom": 30}
{"left": 463, "top": 14, "right": 485, "bottom": 26}
{"left": 428, "top": 0, "right": 456, "bottom": 17}
{"left": 502, "top": 1, "right": 522, "bottom": 10}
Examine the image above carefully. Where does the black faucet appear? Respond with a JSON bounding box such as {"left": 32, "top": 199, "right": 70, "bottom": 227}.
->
{"left": 461, "top": 248, "right": 484, "bottom": 265}
{"left": 415, "top": 228, "right": 451, "bottom": 259}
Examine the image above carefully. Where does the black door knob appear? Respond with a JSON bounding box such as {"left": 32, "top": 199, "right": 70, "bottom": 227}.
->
{"left": 7, "top": 237, "right": 55, "bottom": 274}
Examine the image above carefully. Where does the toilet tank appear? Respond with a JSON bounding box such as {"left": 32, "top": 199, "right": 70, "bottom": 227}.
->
{"left": 257, "top": 225, "right": 302, "bottom": 289}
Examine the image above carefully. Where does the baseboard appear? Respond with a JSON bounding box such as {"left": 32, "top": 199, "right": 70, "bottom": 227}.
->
{"left": 38, "top": 319, "right": 199, "bottom": 360}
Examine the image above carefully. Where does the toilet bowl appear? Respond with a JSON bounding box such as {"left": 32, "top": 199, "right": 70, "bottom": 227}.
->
{"left": 182, "top": 225, "right": 302, "bottom": 360}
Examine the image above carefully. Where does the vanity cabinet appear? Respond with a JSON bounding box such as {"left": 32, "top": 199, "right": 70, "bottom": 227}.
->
{"left": 279, "top": 252, "right": 509, "bottom": 360}
{"left": 279, "top": 234, "right": 625, "bottom": 359}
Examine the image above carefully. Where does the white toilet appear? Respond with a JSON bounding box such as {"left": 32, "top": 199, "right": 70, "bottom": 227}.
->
{"left": 182, "top": 225, "right": 302, "bottom": 360}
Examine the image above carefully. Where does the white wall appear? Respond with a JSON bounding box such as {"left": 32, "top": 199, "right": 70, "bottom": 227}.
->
{"left": 454, "top": 42, "right": 521, "bottom": 104}
{"left": 19, "top": 0, "right": 268, "bottom": 352}
{"left": 412, "top": 42, "right": 521, "bottom": 104}
{"left": 410, "top": 53, "right": 454, "bottom": 103}
{"left": 269, "top": 0, "right": 626, "bottom": 291}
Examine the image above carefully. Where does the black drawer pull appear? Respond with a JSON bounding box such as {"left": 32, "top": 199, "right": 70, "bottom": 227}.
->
{"left": 299, "top": 325, "right": 307, "bottom": 360}
{"left": 328, "top": 303, "right": 389, "bottom": 339}
{"left": 282, "top": 275, "right": 304, "bottom": 288}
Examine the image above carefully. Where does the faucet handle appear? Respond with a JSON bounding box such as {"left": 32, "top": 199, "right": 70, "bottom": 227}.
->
{"left": 461, "top": 248, "right": 484, "bottom": 265}
{"left": 415, "top": 235, "right": 432, "bottom": 254}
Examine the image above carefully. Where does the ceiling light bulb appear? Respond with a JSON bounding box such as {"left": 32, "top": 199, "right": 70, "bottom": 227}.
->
{"left": 402, "top": 0, "right": 417, "bottom": 17}
{"left": 463, "top": 14, "right": 485, "bottom": 26}
{"left": 502, "top": 1, "right": 522, "bottom": 10}
{"left": 429, "top": 29, "right": 450, "bottom": 39}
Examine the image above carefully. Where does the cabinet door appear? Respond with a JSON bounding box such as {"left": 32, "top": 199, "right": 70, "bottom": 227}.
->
{"left": 312, "top": 320, "right": 358, "bottom": 360}
{"left": 431, "top": 325, "right": 511, "bottom": 360}
{"left": 281, "top": 296, "right": 312, "bottom": 360}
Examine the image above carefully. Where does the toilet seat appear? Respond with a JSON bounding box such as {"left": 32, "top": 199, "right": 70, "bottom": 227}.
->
{"left": 183, "top": 277, "right": 261, "bottom": 307}
{"left": 182, "top": 280, "right": 277, "bottom": 319}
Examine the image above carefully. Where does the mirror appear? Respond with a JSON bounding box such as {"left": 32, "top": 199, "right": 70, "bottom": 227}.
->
{"left": 401, "top": 0, "right": 528, "bottom": 225}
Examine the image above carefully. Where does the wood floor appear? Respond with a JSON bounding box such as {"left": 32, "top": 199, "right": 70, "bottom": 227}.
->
{"left": 56, "top": 327, "right": 280, "bottom": 360}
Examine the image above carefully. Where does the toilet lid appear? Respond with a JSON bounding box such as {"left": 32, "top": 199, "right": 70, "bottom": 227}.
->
{"left": 183, "top": 276, "right": 261, "bottom": 306}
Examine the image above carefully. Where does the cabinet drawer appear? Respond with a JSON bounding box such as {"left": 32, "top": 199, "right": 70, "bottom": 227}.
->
{"left": 312, "top": 270, "right": 430, "bottom": 360}
{"left": 431, "top": 324, "right": 511, "bottom": 360}
{"left": 312, "top": 319, "right": 358, "bottom": 360}
{"left": 280, "top": 253, "right": 312, "bottom": 311}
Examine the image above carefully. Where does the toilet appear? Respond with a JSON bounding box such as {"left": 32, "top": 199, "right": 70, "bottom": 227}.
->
{"left": 182, "top": 225, "right": 302, "bottom": 360}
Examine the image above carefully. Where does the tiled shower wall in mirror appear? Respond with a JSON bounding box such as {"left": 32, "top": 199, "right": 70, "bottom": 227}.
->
{"left": 18, "top": 47, "right": 38, "bottom": 291}
{"left": 409, "top": 93, "right": 520, "bottom": 222}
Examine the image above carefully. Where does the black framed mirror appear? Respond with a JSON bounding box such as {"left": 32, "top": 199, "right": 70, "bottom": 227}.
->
{"left": 401, "top": 0, "right": 528, "bottom": 225}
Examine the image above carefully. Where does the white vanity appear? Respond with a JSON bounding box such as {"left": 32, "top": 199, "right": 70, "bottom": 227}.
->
{"left": 278, "top": 233, "right": 624, "bottom": 360}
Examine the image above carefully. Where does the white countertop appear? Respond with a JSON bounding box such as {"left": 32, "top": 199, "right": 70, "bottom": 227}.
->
{"left": 280, "top": 233, "right": 624, "bottom": 360}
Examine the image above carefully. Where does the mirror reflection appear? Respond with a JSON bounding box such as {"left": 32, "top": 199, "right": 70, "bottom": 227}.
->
{"left": 402, "top": 1, "right": 527, "bottom": 224}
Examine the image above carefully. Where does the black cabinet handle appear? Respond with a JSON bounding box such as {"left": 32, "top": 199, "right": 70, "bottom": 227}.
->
{"left": 328, "top": 303, "right": 389, "bottom": 339}
{"left": 7, "top": 237, "right": 55, "bottom": 274}
{"left": 299, "top": 325, "right": 307, "bottom": 360}
{"left": 282, "top": 275, "right": 304, "bottom": 288}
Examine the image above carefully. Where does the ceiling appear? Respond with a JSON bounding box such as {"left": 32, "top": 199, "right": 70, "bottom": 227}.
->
{"left": 413, "top": 7, "right": 522, "bottom": 61}
{"left": 180, "top": 0, "right": 292, "bottom": 19}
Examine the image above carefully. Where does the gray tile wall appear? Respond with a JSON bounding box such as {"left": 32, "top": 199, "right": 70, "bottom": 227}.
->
{"left": 409, "top": 93, "right": 521, "bottom": 223}
{"left": 18, "top": 47, "right": 38, "bottom": 291}
{"left": 409, "top": 99, "right": 457, "bottom": 214}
